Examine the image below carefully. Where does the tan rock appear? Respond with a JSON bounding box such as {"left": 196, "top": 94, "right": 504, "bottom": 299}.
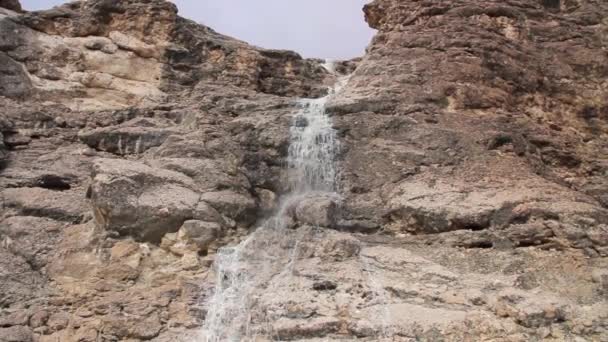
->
{"left": 177, "top": 220, "right": 221, "bottom": 253}
{"left": 256, "top": 188, "right": 278, "bottom": 212}
{"left": 0, "top": 326, "right": 33, "bottom": 342}
{"left": 0, "top": 311, "right": 29, "bottom": 327}
{"left": 46, "top": 312, "right": 69, "bottom": 332}
{"left": 0, "top": 0, "right": 607, "bottom": 341}
{"left": 109, "top": 31, "right": 159, "bottom": 59}
{"left": 293, "top": 193, "right": 341, "bottom": 228}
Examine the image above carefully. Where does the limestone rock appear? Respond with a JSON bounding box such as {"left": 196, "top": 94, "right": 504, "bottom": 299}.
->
{"left": 256, "top": 188, "right": 278, "bottom": 213}
{"left": 0, "top": 132, "right": 7, "bottom": 165}
{"left": 321, "top": 233, "right": 361, "bottom": 261}
{"left": 0, "top": 311, "right": 29, "bottom": 327}
{"left": 0, "top": 52, "right": 31, "bottom": 98}
{"left": 0, "top": 249, "right": 43, "bottom": 308}
{"left": 78, "top": 118, "right": 178, "bottom": 155}
{"left": 28, "top": 310, "right": 49, "bottom": 329}
{"left": 0, "top": 0, "right": 21, "bottom": 12}
{"left": 0, "top": 326, "right": 32, "bottom": 342}
{"left": 199, "top": 190, "right": 257, "bottom": 224}
{"left": 178, "top": 221, "right": 221, "bottom": 251}
{"left": 273, "top": 317, "right": 341, "bottom": 340}
{"left": 148, "top": 157, "right": 250, "bottom": 192}
{"left": 89, "top": 158, "right": 199, "bottom": 242}
{"left": 293, "top": 193, "right": 341, "bottom": 228}
{"left": 108, "top": 31, "right": 159, "bottom": 59}
{"left": 0, "top": 0, "right": 607, "bottom": 341}
{"left": 161, "top": 220, "right": 221, "bottom": 256}
{"left": 1, "top": 188, "right": 87, "bottom": 222}
{"left": 0, "top": 216, "right": 63, "bottom": 268}
{"left": 0, "top": 0, "right": 330, "bottom": 110}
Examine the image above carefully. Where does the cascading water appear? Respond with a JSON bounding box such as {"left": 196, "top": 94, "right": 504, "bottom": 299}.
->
{"left": 198, "top": 62, "right": 346, "bottom": 342}
{"left": 288, "top": 80, "right": 345, "bottom": 193}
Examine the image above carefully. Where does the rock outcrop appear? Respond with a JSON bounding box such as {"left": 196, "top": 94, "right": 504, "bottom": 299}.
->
{"left": 0, "top": 0, "right": 331, "bottom": 111}
{"left": 0, "top": 0, "right": 607, "bottom": 341}
{"left": 0, "top": 0, "right": 20, "bottom": 12}
{"left": 332, "top": 0, "right": 608, "bottom": 255}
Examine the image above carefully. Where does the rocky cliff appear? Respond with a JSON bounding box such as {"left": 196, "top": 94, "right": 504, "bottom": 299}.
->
{"left": 0, "top": 0, "right": 607, "bottom": 341}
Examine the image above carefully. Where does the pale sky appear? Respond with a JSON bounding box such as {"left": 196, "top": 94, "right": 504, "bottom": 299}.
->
{"left": 20, "top": 0, "right": 375, "bottom": 59}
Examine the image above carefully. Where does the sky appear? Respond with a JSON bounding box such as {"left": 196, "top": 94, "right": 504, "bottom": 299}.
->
{"left": 20, "top": 0, "right": 376, "bottom": 59}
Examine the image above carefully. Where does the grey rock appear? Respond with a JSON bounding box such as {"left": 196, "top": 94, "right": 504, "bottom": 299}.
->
{"left": 46, "top": 312, "right": 69, "bottom": 332}
{"left": 256, "top": 188, "right": 278, "bottom": 213}
{"left": 0, "top": 249, "right": 43, "bottom": 308}
{"left": 148, "top": 157, "right": 249, "bottom": 192}
{"left": 162, "top": 220, "right": 221, "bottom": 256}
{"left": 0, "top": 132, "right": 7, "bottom": 166}
{"left": 312, "top": 280, "right": 337, "bottom": 291}
{"left": 336, "top": 219, "right": 379, "bottom": 233}
{"left": 321, "top": 234, "right": 361, "bottom": 261}
{"left": 0, "top": 216, "right": 63, "bottom": 268}
{"left": 0, "top": 311, "right": 29, "bottom": 327}
{"left": 0, "top": 18, "right": 27, "bottom": 51}
{"left": 0, "top": 52, "right": 31, "bottom": 98}
{"left": 199, "top": 190, "right": 257, "bottom": 224}
{"left": 1, "top": 188, "right": 87, "bottom": 222}
{"left": 0, "top": 0, "right": 21, "bottom": 12}
{"left": 83, "top": 37, "right": 118, "bottom": 54}
{"left": 79, "top": 118, "right": 178, "bottom": 155}
{"left": 89, "top": 158, "right": 199, "bottom": 242}
{"left": 0, "top": 0, "right": 606, "bottom": 341}
{"left": 0, "top": 326, "right": 32, "bottom": 342}
{"left": 28, "top": 310, "right": 49, "bottom": 329}
{"left": 293, "top": 193, "right": 340, "bottom": 228}
{"left": 179, "top": 221, "right": 221, "bottom": 249}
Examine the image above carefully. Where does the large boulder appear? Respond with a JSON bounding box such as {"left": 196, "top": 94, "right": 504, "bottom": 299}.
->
{"left": 161, "top": 220, "right": 221, "bottom": 256}
{"left": 89, "top": 158, "right": 258, "bottom": 242}
{"left": 199, "top": 190, "right": 257, "bottom": 225}
{"left": 89, "top": 158, "right": 203, "bottom": 242}
{"left": 292, "top": 193, "right": 341, "bottom": 228}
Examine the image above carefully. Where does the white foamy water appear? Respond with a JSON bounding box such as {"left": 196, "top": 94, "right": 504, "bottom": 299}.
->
{"left": 322, "top": 59, "right": 337, "bottom": 74}
{"left": 288, "top": 94, "right": 339, "bottom": 192}
{"left": 198, "top": 62, "right": 347, "bottom": 342}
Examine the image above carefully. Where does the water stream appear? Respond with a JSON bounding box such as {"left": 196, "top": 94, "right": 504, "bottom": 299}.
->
{"left": 199, "top": 62, "right": 346, "bottom": 341}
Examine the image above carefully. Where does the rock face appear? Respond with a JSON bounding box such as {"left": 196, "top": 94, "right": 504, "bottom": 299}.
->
{"left": 0, "top": 0, "right": 330, "bottom": 111}
{"left": 0, "top": 0, "right": 21, "bottom": 12}
{"left": 0, "top": 0, "right": 607, "bottom": 341}
{"left": 331, "top": 0, "right": 608, "bottom": 256}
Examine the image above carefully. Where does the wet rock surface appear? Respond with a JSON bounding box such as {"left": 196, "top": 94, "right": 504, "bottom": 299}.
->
{"left": 0, "top": 0, "right": 607, "bottom": 341}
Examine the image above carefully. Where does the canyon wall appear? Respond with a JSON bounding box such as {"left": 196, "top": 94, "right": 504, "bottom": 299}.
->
{"left": 0, "top": 0, "right": 606, "bottom": 341}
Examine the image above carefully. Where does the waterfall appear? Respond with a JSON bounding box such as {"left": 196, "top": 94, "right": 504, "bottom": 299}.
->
{"left": 321, "top": 59, "right": 337, "bottom": 74}
{"left": 198, "top": 62, "right": 346, "bottom": 342}
{"left": 288, "top": 84, "right": 342, "bottom": 193}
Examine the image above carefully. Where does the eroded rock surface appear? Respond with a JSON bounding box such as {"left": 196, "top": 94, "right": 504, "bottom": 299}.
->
{"left": 0, "top": 0, "right": 331, "bottom": 111}
{"left": 332, "top": 0, "right": 608, "bottom": 256}
{"left": 0, "top": 0, "right": 607, "bottom": 341}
